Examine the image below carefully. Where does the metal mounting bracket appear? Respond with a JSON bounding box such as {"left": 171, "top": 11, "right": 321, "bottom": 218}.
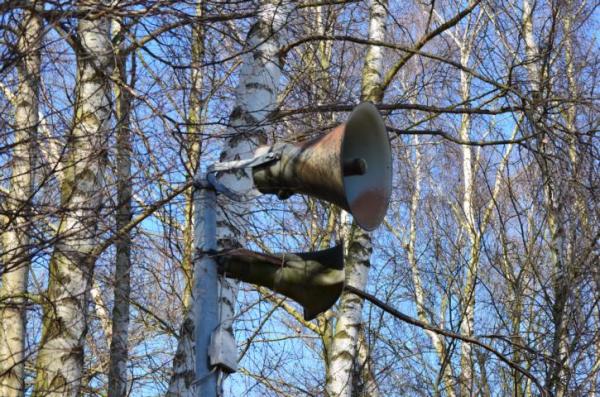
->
{"left": 194, "top": 145, "right": 281, "bottom": 201}
{"left": 208, "top": 146, "right": 281, "bottom": 174}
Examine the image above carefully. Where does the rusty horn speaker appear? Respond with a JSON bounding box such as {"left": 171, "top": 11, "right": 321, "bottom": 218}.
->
{"left": 217, "top": 244, "right": 344, "bottom": 321}
{"left": 252, "top": 102, "right": 392, "bottom": 231}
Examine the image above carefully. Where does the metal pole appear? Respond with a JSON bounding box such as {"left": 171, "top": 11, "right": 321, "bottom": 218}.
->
{"left": 193, "top": 177, "right": 219, "bottom": 397}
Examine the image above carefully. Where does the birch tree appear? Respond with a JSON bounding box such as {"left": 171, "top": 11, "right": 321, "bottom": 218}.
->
{"left": 0, "top": 6, "right": 41, "bottom": 397}
{"left": 454, "top": 18, "right": 480, "bottom": 397}
{"left": 168, "top": 0, "right": 284, "bottom": 394}
{"left": 397, "top": 132, "right": 458, "bottom": 397}
{"left": 522, "top": 1, "right": 573, "bottom": 394}
{"left": 33, "top": 5, "right": 112, "bottom": 395}
{"left": 326, "top": 1, "right": 386, "bottom": 395}
{"left": 107, "top": 15, "right": 134, "bottom": 397}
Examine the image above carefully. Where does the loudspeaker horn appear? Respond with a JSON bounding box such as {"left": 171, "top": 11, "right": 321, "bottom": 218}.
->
{"left": 252, "top": 102, "right": 392, "bottom": 231}
{"left": 217, "top": 244, "right": 344, "bottom": 321}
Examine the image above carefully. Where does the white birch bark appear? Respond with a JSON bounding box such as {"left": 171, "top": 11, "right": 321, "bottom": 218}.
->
{"left": 214, "top": 0, "right": 284, "bottom": 366}
{"left": 326, "top": 1, "right": 386, "bottom": 396}
{"left": 90, "top": 284, "right": 112, "bottom": 342}
{"left": 168, "top": 1, "right": 284, "bottom": 395}
{"left": 33, "top": 7, "right": 112, "bottom": 396}
{"left": 457, "top": 42, "right": 477, "bottom": 396}
{"left": 354, "top": 330, "right": 379, "bottom": 397}
{"left": 0, "top": 7, "right": 41, "bottom": 397}
{"left": 107, "top": 16, "right": 133, "bottom": 397}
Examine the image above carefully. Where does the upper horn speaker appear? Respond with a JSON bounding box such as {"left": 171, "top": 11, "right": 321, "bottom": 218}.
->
{"left": 252, "top": 102, "right": 392, "bottom": 231}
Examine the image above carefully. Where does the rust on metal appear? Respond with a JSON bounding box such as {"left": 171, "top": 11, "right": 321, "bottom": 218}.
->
{"left": 251, "top": 102, "right": 392, "bottom": 231}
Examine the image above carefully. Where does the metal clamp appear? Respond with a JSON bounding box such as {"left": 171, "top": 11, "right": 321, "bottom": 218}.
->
{"left": 208, "top": 146, "right": 280, "bottom": 174}
{"left": 195, "top": 145, "right": 282, "bottom": 201}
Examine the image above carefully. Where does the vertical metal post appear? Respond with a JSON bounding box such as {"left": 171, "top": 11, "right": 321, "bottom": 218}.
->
{"left": 193, "top": 177, "right": 218, "bottom": 397}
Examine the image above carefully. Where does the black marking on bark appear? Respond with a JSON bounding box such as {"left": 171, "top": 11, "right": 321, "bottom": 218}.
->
{"left": 229, "top": 105, "right": 243, "bottom": 121}
{"left": 217, "top": 237, "right": 242, "bottom": 251}
{"left": 253, "top": 49, "right": 266, "bottom": 60}
{"left": 246, "top": 82, "right": 273, "bottom": 92}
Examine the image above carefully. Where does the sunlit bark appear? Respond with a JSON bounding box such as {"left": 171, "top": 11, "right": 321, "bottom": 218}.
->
{"left": 33, "top": 7, "right": 112, "bottom": 396}
{"left": 326, "top": 1, "right": 386, "bottom": 395}
{"left": 169, "top": 1, "right": 284, "bottom": 395}
{"left": 0, "top": 6, "right": 41, "bottom": 397}
{"left": 457, "top": 41, "right": 477, "bottom": 396}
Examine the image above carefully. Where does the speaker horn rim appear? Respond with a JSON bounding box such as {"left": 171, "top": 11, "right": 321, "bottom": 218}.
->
{"left": 341, "top": 102, "right": 392, "bottom": 231}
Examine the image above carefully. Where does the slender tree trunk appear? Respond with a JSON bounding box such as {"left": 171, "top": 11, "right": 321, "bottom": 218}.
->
{"left": 167, "top": 1, "right": 205, "bottom": 394}
{"left": 213, "top": 0, "right": 284, "bottom": 376}
{"left": 459, "top": 33, "right": 488, "bottom": 396}
{"left": 168, "top": 1, "right": 284, "bottom": 394}
{"left": 326, "top": 1, "right": 386, "bottom": 396}
{"left": 458, "top": 42, "right": 477, "bottom": 396}
{"left": 107, "top": 17, "right": 133, "bottom": 397}
{"left": 0, "top": 7, "right": 41, "bottom": 397}
{"left": 302, "top": 4, "right": 342, "bottom": 376}
{"left": 33, "top": 8, "right": 112, "bottom": 396}
{"left": 522, "top": 2, "right": 568, "bottom": 394}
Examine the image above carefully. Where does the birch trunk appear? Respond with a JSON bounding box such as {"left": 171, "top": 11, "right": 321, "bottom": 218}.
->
{"left": 0, "top": 7, "right": 41, "bottom": 397}
{"left": 522, "top": 2, "right": 568, "bottom": 394}
{"left": 33, "top": 8, "right": 112, "bottom": 396}
{"left": 326, "top": 1, "right": 386, "bottom": 395}
{"left": 214, "top": 0, "right": 284, "bottom": 366}
{"left": 107, "top": 17, "right": 133, "bottom": 397}
{"left": 562, "top": 9, "right": 591, "bottom": 391}
{"left": 167, "top": 1, "right": 205, "bottom": 394}
{"left": 458, "top": 42, "right": 477, "bottom": 396}
{"left": 353, "top": 330, "right": 379, "bottom": 397}
{"left": 301, "top": 3, "right": 339, "bottom": 376}
{"left": 168, "top": 1, "right": 283, "bottom": 394}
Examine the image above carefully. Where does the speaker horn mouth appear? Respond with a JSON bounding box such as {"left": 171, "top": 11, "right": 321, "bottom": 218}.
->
{"left": 341, "top": 102, "right": 392, "bottom": 231}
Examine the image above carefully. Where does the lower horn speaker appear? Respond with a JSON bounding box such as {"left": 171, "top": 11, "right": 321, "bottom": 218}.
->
{"left": 217, "top": 244, "right": 344, "bottom": 321}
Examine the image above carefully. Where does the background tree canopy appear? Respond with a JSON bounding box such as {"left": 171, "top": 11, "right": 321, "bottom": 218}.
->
{"left": 0, "top": 0, "right": 598, "bottom": 396}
